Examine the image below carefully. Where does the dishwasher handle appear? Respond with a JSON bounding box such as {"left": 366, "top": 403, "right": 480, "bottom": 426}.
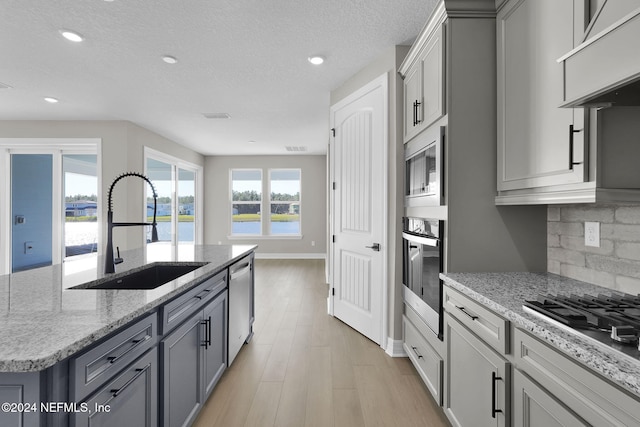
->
{"left": 230, "top": 262, "right": 251, "bottom": 280}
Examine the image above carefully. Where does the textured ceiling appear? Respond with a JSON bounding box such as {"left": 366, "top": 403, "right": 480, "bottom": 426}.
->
{"left": 0, "top": 0, "right": 438, "bottom": 155}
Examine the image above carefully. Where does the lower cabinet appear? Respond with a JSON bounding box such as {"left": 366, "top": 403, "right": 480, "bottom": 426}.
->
{"left": 444, "top": 312, "right": 510, "bottom": 427}
{"left": 161, "top": 290, "right": 228, "bottom": 427}
{"left": 73, "top": 347, "right": 158, "bottom": 427}
{"left": 513, "top": 369, "right": 587, "bottom": 427}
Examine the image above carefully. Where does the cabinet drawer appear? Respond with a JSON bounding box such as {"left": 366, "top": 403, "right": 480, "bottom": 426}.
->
{"left": 403, "top": 315, "right": 443, "bottom": 405}
{"left": 72, "top": 347, "right": 157, "bottom": 427}
{"left": 515, "top": 328, "right": 640, "bottom": 426}
{"left": 161, "top": 269, "right": 227, "bottom": 334}
{"left": 69, "top": 312, "right": 157, "bottom": 401}
{"left": 443, "top": 286, "right": 509, "bottom": 354}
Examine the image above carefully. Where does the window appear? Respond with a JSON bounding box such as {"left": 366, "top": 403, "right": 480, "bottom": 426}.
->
{"left": 231, "top": 169, "right": 262, "bottom": 235}
{"left": 269, "top": 169, "right": 301, "bottom": 235}
{"left": 230, "top": 168, "right": 301, "bottom": 237}
{"left": 145, "top": 148, "right": 202, "bottom": 260}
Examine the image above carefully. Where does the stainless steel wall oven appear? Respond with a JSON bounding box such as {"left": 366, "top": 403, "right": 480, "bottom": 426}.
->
{"left": 402, "top": 217, "right": 444, "bottom": 340}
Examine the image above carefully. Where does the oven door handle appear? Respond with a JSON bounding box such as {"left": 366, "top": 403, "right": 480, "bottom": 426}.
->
{"left": 402, "top": 232, "right": 439, "bottom": 247}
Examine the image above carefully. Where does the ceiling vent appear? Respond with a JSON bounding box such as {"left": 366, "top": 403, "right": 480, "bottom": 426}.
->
{"left": 202, "top": 112, "right": 231, "bottom": 119}
{"left": 285, "top": 146, "right": 307, "bottom": 152}
{"left": 0, "top": 82, "right": 12, "bottom": 90}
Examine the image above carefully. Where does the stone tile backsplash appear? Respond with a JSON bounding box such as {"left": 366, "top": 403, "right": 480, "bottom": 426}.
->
{"left": 548, "top": 204, "right": 640, "bottom": 293}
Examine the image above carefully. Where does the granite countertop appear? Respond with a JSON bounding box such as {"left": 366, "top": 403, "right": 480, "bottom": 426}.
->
{"left": 441, "top": 272, "right": 640, "bottom": 397}
{"left": 0, "top": 244, "right": 256, "bottom": 373}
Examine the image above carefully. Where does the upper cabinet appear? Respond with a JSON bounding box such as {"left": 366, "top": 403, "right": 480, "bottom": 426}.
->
{"left": 496, "top": 0, "right": 640, "bottom": 205}
{"left": 399, "top": 4, "right": 446, "bottom": 144}
{"left": 496, "top": 0, "right": 587, "bottom": 199}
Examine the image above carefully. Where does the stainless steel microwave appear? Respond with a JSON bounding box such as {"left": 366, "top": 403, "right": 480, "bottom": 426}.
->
{"left": 405, "top": 126, "right": 444, "bottom": 207}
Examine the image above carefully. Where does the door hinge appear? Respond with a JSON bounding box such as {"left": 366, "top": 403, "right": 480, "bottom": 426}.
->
{"left": 332, "top": 182, "right": 336, "bottom": 190}
{"left": 331, "top": 128, "right": 335, "bottom": 137}
{"left": 332, "top": 288, "right": 335, "bottom": 296}
{"left": 332, "top": 235, "right": 336, "bottom": 243}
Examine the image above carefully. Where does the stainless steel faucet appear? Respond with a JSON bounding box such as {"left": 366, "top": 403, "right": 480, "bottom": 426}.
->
{"left": 105, "top": 172, "right": 159, "bottom": 273}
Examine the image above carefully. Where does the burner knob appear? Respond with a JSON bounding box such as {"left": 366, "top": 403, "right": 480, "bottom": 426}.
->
{"left": 611, "top": 325, "right": 638, "bottom": 344}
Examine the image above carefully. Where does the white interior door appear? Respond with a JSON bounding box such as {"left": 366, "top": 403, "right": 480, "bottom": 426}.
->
{"left": 329, "top": 74, "right": 387, "bottom": 345}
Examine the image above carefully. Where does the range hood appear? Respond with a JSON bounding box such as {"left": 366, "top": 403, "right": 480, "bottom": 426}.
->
{"left": 558, "top": 4, "right": 640, "bottom": 108}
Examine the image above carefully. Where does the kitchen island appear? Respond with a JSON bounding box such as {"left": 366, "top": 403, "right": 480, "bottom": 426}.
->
{"left": 0, "top": 244, "right": 255, "bottom": 427}
{"left": 441, "top": 272, "right": 640, "bottom": 426}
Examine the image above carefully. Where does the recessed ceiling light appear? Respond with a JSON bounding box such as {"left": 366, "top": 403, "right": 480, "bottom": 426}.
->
{"left": 248, "top": 140, "right": 256, "bottom": 144}
{"left": 308, "top": 56, "right": 324, "bottom": 65}
{"left": 162, "top": 55, "right": 178, "bottom": 64}
{"left": 60, "top": 30, "right": 84, "bottom": 42}
{"left": 44, "top": 97, "right": 59, "bottom": 103}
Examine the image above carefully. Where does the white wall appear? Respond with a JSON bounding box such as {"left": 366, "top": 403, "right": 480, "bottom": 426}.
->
{"left": 203, "top": 155, "right": 327, "bottom": 257}
{"left": 0, "top": 120, "right": 205, "bottom": 251}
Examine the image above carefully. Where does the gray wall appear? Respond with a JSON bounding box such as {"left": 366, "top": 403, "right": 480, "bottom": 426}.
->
{"left": 548, "top": 203, "right": 640, "bottom": 293}
{"left": 330, "top": 45, "right": 410, "bottom": 342}
{"left": 203, "top": 155, "right": 327, "bottom": 257}
{"left": 11, "top": 154, "right": 53, "bottom": 271}
{"left": 0, "top": 120, "right": 205, "bottom": 252}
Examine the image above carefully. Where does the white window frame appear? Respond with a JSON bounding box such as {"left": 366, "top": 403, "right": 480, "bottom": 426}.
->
{"left": 143, "top": 147, "right": 203, "bottom": 258}
{"left": 228, "top": 168, "right": 303, "bottom": 239}
{"left": 229, "top": 168, "right": 263, "bottom": 237}
{"left": 0, "top": 138, "right": 101, "bottom": 275}
{"left": 268, "top": 168, "right": 302, "bottom": 237}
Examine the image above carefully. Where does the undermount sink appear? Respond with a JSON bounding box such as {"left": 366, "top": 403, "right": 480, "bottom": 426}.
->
{"left": 71, "top": 262, "right": 209, "bottom": 290}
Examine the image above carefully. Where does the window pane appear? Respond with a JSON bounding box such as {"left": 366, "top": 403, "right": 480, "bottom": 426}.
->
{"left": 270, "top": 169, "right": 300, "bottom": 235}
{"left": 64, "top": 155, "right": 98, "bottom": 259}
{"left": 231, "top": 170, "right": 262, "bottom": 235}
{"left": 232, "top": 203, "right": 261, "bottom": 235}
{"left": 147, "top": 158, "right": 173, "bottom": 243}
{"left": 178, "top": 168, "right": 195, "bottom": 243}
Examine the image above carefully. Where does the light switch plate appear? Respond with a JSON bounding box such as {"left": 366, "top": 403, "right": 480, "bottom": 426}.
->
{"left": 585, "top": 222, "right": 600, "bottom": 248}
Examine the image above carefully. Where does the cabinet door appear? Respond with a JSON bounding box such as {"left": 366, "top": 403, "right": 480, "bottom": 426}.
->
{"left": 403, "top": 23, "right": 445, "bottom": 143}
{"left": 74, "top": 347, "right": 158, "bottom": 427}
{"left": 497, "top": 0, "right": 586, "bottom": 191}
{"left": 0, "top": 372, "right": 41, "bottom": 427}
{"left": 161, "top": 312, "right": 204, "bottom": 427}
{"left": 419, "top": 23, "right": 445, "bottom": 130}
{"left": 444, "top": 313, "right": 510, "bottom": 427}
{"left": 403, "top": 61, "right": 423, "bottom": 142}
{"left": 203, "top": 291, "right": 227, "bottom": 398}
{"left": 513, "top": 369, "right": 587, "bottom": 427}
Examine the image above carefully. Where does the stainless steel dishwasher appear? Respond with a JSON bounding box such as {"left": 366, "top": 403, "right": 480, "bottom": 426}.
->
{"left": 228, "top": 256, "right": 252, "bottom": 364}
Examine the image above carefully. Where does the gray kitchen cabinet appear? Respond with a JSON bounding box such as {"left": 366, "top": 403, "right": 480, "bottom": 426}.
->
{"left": 399, "top": 3, "right": 446, "bottom": 144}
{"left": 403, "top": 305, "right": 444, "bottom": 405}
{"left": 228, "top": 255, "right": 253, "bottom": 365}
{"left": 162, "top": 290, "right": 228, "bottom": 427}
{"left": 0, "top": 372, "right": 42, "bottom": 427}
{"left": 444, "top": 311, "right": 510, "bottom": 427}
{"left": 514, "top": 328, "right": 640, "bottom": 427}
{"left": 496, "top": 0, "right": 587, "bottom": 200}
{"left": 513, "top": 368, "right": 587, "bottom": 427}
{"left": 72, "top": 347, "right": 158, "bottom": 427}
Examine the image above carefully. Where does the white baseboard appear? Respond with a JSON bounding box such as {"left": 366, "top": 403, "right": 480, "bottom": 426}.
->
{"left": 385, "top": 338, "right": 408, "bottom": 357}
{"left": 254, "top": 253, "right": 326, "bottom": 260}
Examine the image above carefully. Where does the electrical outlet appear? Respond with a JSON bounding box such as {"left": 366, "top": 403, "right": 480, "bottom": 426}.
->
{"left": 311, "top": 240, "right": 315, "bottom": 247}
{"left": 585, "top": 222, "right": 600, "bottom": 248}
{"left": 24, "top": 241, "right": 34, "bottom": 254}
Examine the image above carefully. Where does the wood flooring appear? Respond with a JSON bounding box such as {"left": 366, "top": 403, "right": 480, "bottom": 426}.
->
{"left": 193, "top": 259, "right": 450, "bottom": 427}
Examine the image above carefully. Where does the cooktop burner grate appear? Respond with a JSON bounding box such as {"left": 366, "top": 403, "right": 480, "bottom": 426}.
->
{"left": 524, "top": 293, "right": 640, "bottom": 360}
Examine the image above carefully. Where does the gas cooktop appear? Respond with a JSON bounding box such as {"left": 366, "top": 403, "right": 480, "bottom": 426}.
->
{"left": 523, "top": 293, "right": 640, "bottom": 360}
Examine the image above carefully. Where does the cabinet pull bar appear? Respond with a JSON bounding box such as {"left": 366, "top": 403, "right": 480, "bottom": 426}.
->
{"left": 454, "top": 305, "right": 478, "bottom": 321}
{"left": 491, "top": 372, "right": 503, "bottom": 418}
{"left": 415, "top": 100, "right": 422, "bottom": 125}
{"left": 207, "top": 316, "right": 212, "bottom": 347}
{"left": 413, "top": 101, "right": 418, "bottom": 126}
{"left": 411, "top": 346, "right": 423, "bottom": 359}
{"left": 201, "top": 319, "right": 209, "bottom": 349}
{"left": 106, "top": 334, "right": 151, "bottom": 364}
{"left": 569, "top": 124, "right": 583, "bottom": 170}
{"left": 110, "top": 364, "right": 149, "bottom": 398}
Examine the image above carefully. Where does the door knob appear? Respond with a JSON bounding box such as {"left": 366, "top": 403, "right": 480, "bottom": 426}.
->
{"left": 366, "top": 243, "right": 380, "bottom": 251}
